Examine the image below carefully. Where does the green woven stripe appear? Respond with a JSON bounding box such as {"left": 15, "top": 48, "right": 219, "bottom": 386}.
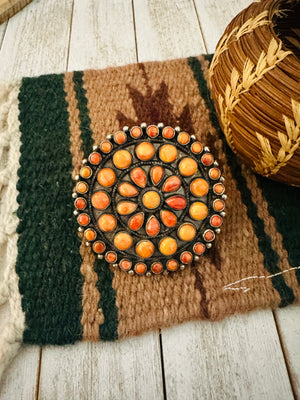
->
{"left": 73, "top": 71, "right": 93, "bottom": 157}
{"left": 17, "top": 74, "right": 83, "bottom": 344}
{"left": 256, "top": 176, "right": 300, "bottom": 283}
{"left": 188, "top": 56, "right": 295, "bottom": 307}
{"left": 95, "top": 259, "right": 119, "bottom": 340}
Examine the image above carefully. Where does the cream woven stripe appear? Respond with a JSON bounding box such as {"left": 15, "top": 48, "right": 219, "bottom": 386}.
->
{"left": 0, "top": 81, "right": 25, "bottom": 381}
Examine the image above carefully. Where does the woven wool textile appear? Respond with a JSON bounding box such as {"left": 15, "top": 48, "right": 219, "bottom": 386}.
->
{"left": 0, "top": 55, "right": 299, "bottom": 377}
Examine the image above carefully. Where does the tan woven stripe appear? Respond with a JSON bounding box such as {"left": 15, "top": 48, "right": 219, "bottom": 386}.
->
{"left": 241, "top": 163, "right": 300, "bottom": 299}
{"left": 64, "top": 72, "right": 103, "bottom": 341}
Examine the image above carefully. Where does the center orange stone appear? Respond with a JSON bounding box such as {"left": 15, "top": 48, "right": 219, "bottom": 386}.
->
{"left": 142, "top": 191, "right": 161, "bottom": 209}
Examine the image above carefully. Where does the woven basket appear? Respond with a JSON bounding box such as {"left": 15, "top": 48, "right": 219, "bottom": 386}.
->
{"left": 209, "top": 0, "right": 300, "bottom": 186}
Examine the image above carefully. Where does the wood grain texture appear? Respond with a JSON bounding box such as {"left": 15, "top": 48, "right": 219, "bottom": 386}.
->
{"left": 0, "top": 0, "right": 32, "bottom": 24}
{"left": 133, "top": 0, "right": 206, "bottom": 62}
{"left": 68, "top": 0, "right": 137, "bottom": 71}
{"left": 0, "top": 346, "right": 40, "bottom": 400}
{"left": 0, "top": 0, "right": 73, "bottom": 79}
{"left": 161, "top": 311, "right": 294, "bottom": 400}
{"left": 38, "top": 333, "right": 164, "bottom": 400}
{"left": 194, "top": 0, "right": 253, "bottom": 53}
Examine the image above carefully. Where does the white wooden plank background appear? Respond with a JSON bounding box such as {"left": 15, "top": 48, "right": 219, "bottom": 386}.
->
{"left": 0, "top": 0, "right": 299, "bottom": 399}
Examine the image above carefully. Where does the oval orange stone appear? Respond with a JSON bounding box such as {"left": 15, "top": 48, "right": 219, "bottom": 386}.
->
{"left": 162, "top": 126, "right": 175, "bottom": 139}
{"left": 213, "top": 183, "right": 225, "bottom": 195}
{"left": 136, "top": 240, "right": 154, "bottom": 258}
{"left": 159, "top": 237, "right": 177, "bottom": 256}
{"left": 209, "top": 168, "right": 221, "bottom": 180}
{"left": 193, "top": 242, "right": 206, "bottom": 255}
{"left": 201, "top": 153, "right": 214, "bottom": 166}
{"left": 191, "top": 142, "right": 203, "bottom": 154}
{"left": 151, "top": 262, "right": 163, "bottom": 274}
{"left": 135, "top": 142, "right": 155, "bottom": 161}
{"left": 190, "top": 178, "right": 209, "bottom": 197}
{"left": 142, "top": 191, "right": 161, "bottom": 209}
{"left": 114, "top": 131, "right": 127, "bottom": 144}
{"left": 159, "top": 144, "right": 177, "bottom": 163}
{"left": 128, "top": 212, "right": 144, "bottom": 231}
{"left": 91, "top": 191, "right": 110, "bottom": 210}
{"left": 80, "top": 166, "right": 92, "bottom": 179}
{"left": 93, "top": 240, "right": 106, "bottom": 254}
{"left": 113, "top": 150, "right": 132, "bottom": 169}
{"left": 213, "top": 199, "right": 225, "bottom": 212}
{"left": 189, "top": 202, "right": 208, "bottom": 220}
{"left": 178, "top": 223, "right": 196, "bottom": 241}
{"left": 131, "top": 126, "right": 142, "bottom": 139}
{"left": 166, "top": 195, "right": 186, "bottom": 210}
{"left": 130, "top": 167, "right": 147, "bottom": 188}
{"left": 146, "top": 216, "right": 160, "bottom": 236}
{"left": 74, "top": 197, "right": 86, "bottom": 210}
{"left": 204, "top": 229, "right": 215, "bottom": 242}
{"left": 135, "top": 262, "right": 147, "bottom": 275}
{"left": 118, "top": 182, "right": 139, "bottom": 197}
{"left": 77, "top": 213, "right": 90, "bottom": 226}
{"left": 119, "top": 259, "right": 132, "bottom": 271}
{"left": 100, "top": 141, "right": 112, "bottom": 153}
{"left": 76, "top": 181, "right": 88, "bottom": 194}
{"left": 147, "top": 125, "right": 159, "bottom": 138}
{"left": 150, "top": 166, "right": 164, "bottom": 185}
{"left": 180, "top": 251, "right": 193, "bottom": 264}
{"left": 98, "top": 214, "right": 117, "bottom": 232}
{"left": 162, "top": 176, "right": 181, "bottom": 193}
{"left": 177, "top": 132, "right": 190, "bottom": 145}
{"left": 84, "top": 228, "right": 96, "bottom": 241}
{"left": 116, "top": 201, "right": 137, "bottom": 215}
{"left": 160, "top": 210, "right": 177, "bottom": 227}
{"left": 179, "top": 157, "right": 197, "bottom": 176}
{"left": 210, "top": 215, "right": 222, "bottom": 227}
{"left": 166, "top": 259, "right": 178, "bottom": 271}
{"left": 105, "top": 251, "right": 117, "bottom": 263}
{"left": 97, "top": 168, "right": 116, "bottom": 187}
{"left": 114, "top": 232, "right": 133, "bottom": 251}
{"left": 89, "top": 152, "right": 101, "bottom": 165}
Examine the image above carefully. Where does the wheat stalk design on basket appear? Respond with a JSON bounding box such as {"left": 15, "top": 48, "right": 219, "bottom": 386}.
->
{"left": 255, "top": 99, "right": 300, "bottom": 176}
{"left": 209, "top": 11, "right": 270, "bottom": 83}
{"left": 218, "top": 38, "right": 292, "bottom": 149}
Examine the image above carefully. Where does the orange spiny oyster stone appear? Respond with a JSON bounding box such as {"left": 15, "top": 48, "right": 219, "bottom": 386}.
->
{"left": 159, "top": 237, "right": 177, "bottom": 256}
{"left": 113, "top": 150, "right": 132, "bottom": 169}
{"left": 178, "top": 223, "right": 196, "bottom": 241}
{"left": 193, "top": 242, "right": 206, "bottom": 255}
{"left": 136, "top": 240, "right": 155, "bottom": 258}
{"left": 77, "top": 213, "right": 90, "bottom": 226}
{"left": 98, "top": 214, "right": 117, "bottom": 232}
{"left": 118, "top": 182, "right": 138, "bottom": 197}
{"left": 177, "top": 132, "right": 190, "bottom": 145}
{"left": 146, "top": 215, "right": 160, "bottom": 236}
{"left": 130, "top": 126, "right": 142, "bottom": 139}
{"left": 74, "top": 197, "right": 86, "bottom": 210}
{"left": 80, "top": 166, "right": 92, "bottom": 179}
{"left": 105, "top": 251, "right": 117, "bottom": 263}
{"left": 147, "top": 125, "right": 159, "bottom": 138}
{"left": 128, "top": 212, "right": 144, "bottom": 231}
{"left": 93, "top": 240, "right": 106, "bottom": 254}
{"left": 213, "top": 199, "right": 225, "bottom": 212}
{"left": 84, "top": 228, "right": 96, "bottom": 241}
{"left": 191, "top": 142, "right": 203, "bottom": 154}
{"left": 210, "top": 215, "right": 222, "bottom": 227}
{"left": 190, "top": 178, "right": 209, "bottom": 197}
{"left": 97, "top": 168, "right": 116, "bottom": 187}
{"left": 160, "top": 210, "right": 177, "bottom": 227}
{"left": 159, "top": 144, "right": 177, "bottom": 163}
{"left": 201, "top": 153, "right": 214, "bottom": 166}
{"left": 151, "top": 262, "right": 163, "bottom": 274}
{"left": 114, "top": 232, "right": 133, "bottom": 251}
{"left": 135, "top": 262, "right": 147, "bottom": 275}
{"left": 142, "top": 191, "right": 161, "bottom": 209}
{"left": 162, "top": 176, "right": 181, "bottom": 193}
{"left": 114, "top": 131, "right": 127, "bottom": 144}
{"left": 100, "top": 140, "right": 113, "bottom": 153}
{"left": 179, "top": 157, "right": 197, "bottom": 176}
{"left": 130, "top": 167, "right": 147, "bottom": 188}
{"left": 180, "top": 251, "right": 193, "bottom": 264}
{"left": 135, "top": 142, "right": 155, "bottom": 161}
{"left": 150, "top": 166, "right": 164, "bottom": 185}
{"left": 117, "top": 201, "right": 137, "bottom": 215}
{"left": 162, "top": 126, "right": 175, "bottom": 139}
{"left": 189, "top": 202, "right": 208, "bottom": 220}
{"left": 89, "top": 152, "right": 101, "bottom": 165}
{"left": 91, "top": 191, "right": 110, "bottom": 210}
{"left": 204, "top": 229, "right": 215, "bottom": 242}
{"left": 166, "top": 259, "right": 179, "bottom": 271}
{"left": 213, "top": 183, "right": 225, "bottom": 195}
{"left": 166, "top": 195, "right": 186, "bottom": 210}
{"left": 76, "top": 181, "right": 88, "bottom": 194}
{"left": 209, "top": 167, "right": 221, "bottom": 180}
{"left": 119, "top": 259, "right": 132, "bottom": 271}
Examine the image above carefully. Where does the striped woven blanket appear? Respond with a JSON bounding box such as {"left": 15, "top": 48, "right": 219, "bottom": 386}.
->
{"left": 0, "top": 55, "right": 299, "bottom": 378}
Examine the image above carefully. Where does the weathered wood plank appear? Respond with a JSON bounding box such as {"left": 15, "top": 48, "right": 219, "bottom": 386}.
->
{"left": 0, "top": 346, "right": 40, "bottom": 400}
{"left": 133, "top": 0, "right": 206, "bottom": 62}
{"left": 0, "top": 21, "right": 7, "bottom": 48}
{"left": 194, "top": 0, "right": 253, "bottom": 53}
{"left": 39, "top": 333, "right": 164, "bottom": 400}
{"left": 161, "top": 311, "right": 294, "bottom": 400}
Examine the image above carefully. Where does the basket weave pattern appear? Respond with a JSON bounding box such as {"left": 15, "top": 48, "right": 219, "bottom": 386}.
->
{"left": 209, "top": 0, "right": 300, "bottom": 186}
